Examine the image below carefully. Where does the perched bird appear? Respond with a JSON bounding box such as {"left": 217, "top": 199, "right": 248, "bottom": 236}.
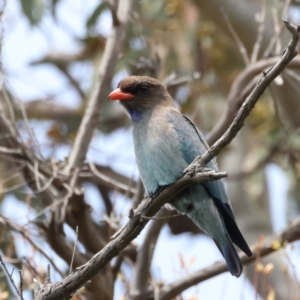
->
{"left": 108, "top": 76, "right": 252, "bottom": 277}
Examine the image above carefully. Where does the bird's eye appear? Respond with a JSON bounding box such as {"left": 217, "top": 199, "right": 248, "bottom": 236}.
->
{"left": 139, "top": 86, "right": 148, "bottom": 93}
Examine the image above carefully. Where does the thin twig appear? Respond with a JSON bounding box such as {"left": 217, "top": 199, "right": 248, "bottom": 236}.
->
{"left": 19, "top": 267, "right": 24, "bottom": 300}
{"left": 23, "top": 193, "right": 70, "bottom": 226}
{"left": 271, "top": 7, "right": 281, "bottom": 55}
{"left": 59, "top": 167, "right": 80, "bottom": 224}
{"left": 89, "top": 159, "right": 137, "bottom": 195}
{"left": 0, "top": 181, "right": 28, "bottom": 194}
{"left": 1, "top": 84, "right": 15, "bottom": 123}
{"left": 0, "top": 0, "right": 7, "bottom": 73}
{"left": 58, "top": 67, "right": 86, "bottom": 99}
{"left": 1, "top": 255, "right": 22, "bottom": 264}
{"left": 45, "top": 264, "right": 51, "bottom": 284}
{"left": 263, "top": 26, "right": 285, "bottom": 58}
{"left": 263, "top": 0, "right": 291, "bottom": 58}
{"left": 0, "top": 216, "right": 64, "bottom": 278}
{"left": 0, "top": 163, "right": 25, "bottom": 181}
{"left": 0, "top": 145, "right": 22, "bottom": 154}
{"left": 282, "top": 0, "right": 292, "bottom": 19}
{"left": 141, "top": 213, "right": 181, "bottom": 220}
{"left": 0, "top": 255, "right": 23, "bottom": 299}
{"left": 34, "top": 160, "right": 42, "bottom": 190}
{"left": 0, "top": 100, "right": 61, "bottom": 183}
{"left": 70, "top": 226, "right": 79, "bottom": 275}
{"left": 18, "top": 99, "right": 44, "bottom": 159}
{"left": 29, "top": 176, "right": 54, "bottom": 194}
{"left": 221, "top": 8, "right": 250, "bottom": 65}
{"left": 250, "top": 0, "right": 266, "bottom": 63}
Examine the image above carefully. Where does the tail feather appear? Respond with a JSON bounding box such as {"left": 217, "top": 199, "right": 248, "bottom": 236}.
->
{"left": 203, "top": 184, "right": 253, "bottom": 257}
{"left": 221, "top": 239, "right": 243, "bottom": 277}
{"left": 220, "top": 202, "right": 252, "bottom": 257}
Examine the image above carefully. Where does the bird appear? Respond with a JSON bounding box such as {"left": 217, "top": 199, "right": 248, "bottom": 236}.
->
{"left": 108, "top": 76, "right": 252, "bottom": 277}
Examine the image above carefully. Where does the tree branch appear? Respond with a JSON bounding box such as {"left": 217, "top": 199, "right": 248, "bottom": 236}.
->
{"left": 221, "top": 7, "right": 250, "bottom": 66}
{"left": 206, "top": 44, "right": 300, "bottom": 145}
{"left": 157, "top": 216, "right": 300, "bottom": 300}
{"left": 0, "top": 254, "right": 23, "bottom": 299}
{"left": 63, "top": 0, "right": 133, "bottom": 176}
{"left": 34, "top": 169, "right": 226, "bottom": 299}
{"left": 200, "top": 19, "right": 299, "bottom": 164}
{"left": 131, "top": 207, "right": 172, "bottom": 299}
{"left": 250, "top": 0, "right": 266, "bottom": 63}
{"left": 0, "top": 216, "right": 64, "bottom": 278}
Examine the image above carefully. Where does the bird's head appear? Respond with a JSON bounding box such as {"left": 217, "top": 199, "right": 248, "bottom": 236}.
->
{"left": 108, "top": 76, "right": 174, "bottom": 121}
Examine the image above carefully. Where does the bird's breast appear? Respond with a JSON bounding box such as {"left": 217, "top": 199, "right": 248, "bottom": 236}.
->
{"left": 132, "top": 111, "right": 187, "bottom": 194}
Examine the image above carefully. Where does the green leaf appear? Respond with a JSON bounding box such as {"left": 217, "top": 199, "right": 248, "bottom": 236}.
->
{"left": 86, "top": 2, "right": 108, "bottom": 29}
{"left": 19, "top": 0, "right": 45, "bottom": 25}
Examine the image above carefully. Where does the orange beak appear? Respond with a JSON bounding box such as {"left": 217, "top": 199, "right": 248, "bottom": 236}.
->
{"left": 108, "top": 88, "right": 134, "bottom": 101}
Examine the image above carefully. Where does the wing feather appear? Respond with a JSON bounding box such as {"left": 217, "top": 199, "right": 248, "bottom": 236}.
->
{"left": 167, "top": 110, "right": 229, "bottom": 204}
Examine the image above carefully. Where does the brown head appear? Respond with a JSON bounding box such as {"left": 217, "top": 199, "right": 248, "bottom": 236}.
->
{"left": 108, "top": 76, "right": 174, "bottom": 121}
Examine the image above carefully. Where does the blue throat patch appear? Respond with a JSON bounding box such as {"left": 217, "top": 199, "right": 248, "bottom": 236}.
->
{"left": 125, "top": 105, "right": 143, "bottom": 122}
{"left": 131, "top": 110, "right": 143, "bottom": 122}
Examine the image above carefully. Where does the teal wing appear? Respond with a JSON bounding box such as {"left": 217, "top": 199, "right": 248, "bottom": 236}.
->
{"left": 167, "top": 110, "right": 252, "bottom": 257}
{"left": 166, "top": 110, "right": 229, "bottom": 204}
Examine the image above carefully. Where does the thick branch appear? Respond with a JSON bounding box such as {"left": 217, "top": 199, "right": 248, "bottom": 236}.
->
{"left": 63, "top": 1, "right": 132, "bottom": 176}
{"left": 34, "top": 169, "right": 226, "bottom": 300}
{"left": 157, "top": 216, "right": 300, "bottom": 300}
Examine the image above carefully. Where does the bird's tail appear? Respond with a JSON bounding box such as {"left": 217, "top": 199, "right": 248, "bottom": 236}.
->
{"left": 221, "top": 236, "right": 243, "bottom": 277}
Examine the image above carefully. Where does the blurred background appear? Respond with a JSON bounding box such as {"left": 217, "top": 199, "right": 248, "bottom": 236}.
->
{"left": 0, "top": 0, "right": 300, "bottom": 299}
